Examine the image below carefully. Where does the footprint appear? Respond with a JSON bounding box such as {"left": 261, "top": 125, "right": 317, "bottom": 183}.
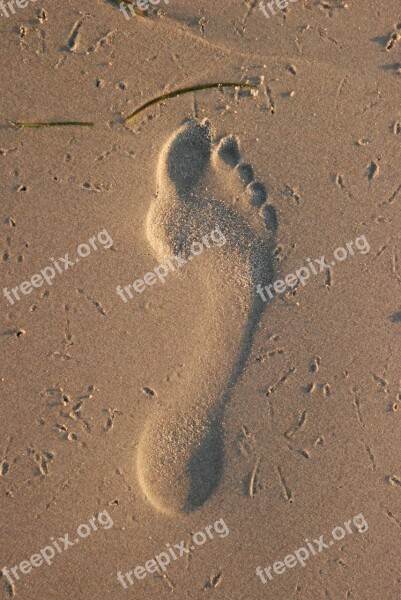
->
{"left": 137, "top": 119, "right": 277, "bottom": 515}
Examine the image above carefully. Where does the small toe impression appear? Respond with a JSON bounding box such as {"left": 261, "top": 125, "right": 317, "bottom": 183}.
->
{"left": 248, "top": 181, "right": 267, "bottom": 207}
{"left": 262, "top": 204, "right": 278, "bottom": 232}
{"left": 237, "top": 163, "right": 254, "bottom": 186}
{"left": 217, "top": 135, "right": 241, "bottom": 168}
{"left": 166, "top": 120, "right": 212, "bottom": 197}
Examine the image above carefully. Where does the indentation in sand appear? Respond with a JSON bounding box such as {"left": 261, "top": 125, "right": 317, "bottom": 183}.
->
{"left": 137, "top": 119, "right": 278, "bottom": 515}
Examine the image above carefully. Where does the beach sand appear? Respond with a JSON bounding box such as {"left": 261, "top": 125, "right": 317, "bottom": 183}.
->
{"left": 1, "top": 0, "right": 401, "bottom": 598}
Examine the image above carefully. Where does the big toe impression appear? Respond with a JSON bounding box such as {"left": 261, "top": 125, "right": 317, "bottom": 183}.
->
{"left": 165, "top": 120, "right": 212, "bottom": 197}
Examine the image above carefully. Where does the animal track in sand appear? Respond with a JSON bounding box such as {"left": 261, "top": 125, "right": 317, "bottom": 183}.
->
{"left": 136, "top": 118, "right": 278, "bottom": 515}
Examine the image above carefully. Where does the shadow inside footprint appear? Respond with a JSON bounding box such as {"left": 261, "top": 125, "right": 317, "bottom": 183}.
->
{"left": 184, "top": 417, "right": 224, "bottom": 512}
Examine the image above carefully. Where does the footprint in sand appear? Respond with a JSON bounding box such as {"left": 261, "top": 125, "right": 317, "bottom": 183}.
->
{"left": 137, "top": 119, "right": 278, "bottom": 515}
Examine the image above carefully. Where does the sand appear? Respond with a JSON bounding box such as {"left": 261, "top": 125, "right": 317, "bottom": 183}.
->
{"left": 1, "top": 0, "right": 401, "bottom": 598}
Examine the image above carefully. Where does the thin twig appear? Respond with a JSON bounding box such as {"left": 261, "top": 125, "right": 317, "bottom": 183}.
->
{"left": 124, "top": 82, "right": 257, "bottom": 123}
{"left": 11, "top": 121, "right": 94, "bottom": 128}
